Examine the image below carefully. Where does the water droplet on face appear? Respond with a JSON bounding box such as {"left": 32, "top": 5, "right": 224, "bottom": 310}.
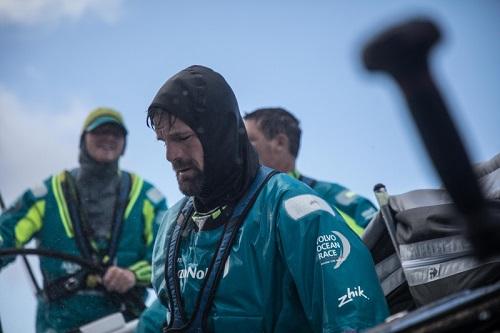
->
{"left": 182, "top": 90, "right": 189, "bottom": 96}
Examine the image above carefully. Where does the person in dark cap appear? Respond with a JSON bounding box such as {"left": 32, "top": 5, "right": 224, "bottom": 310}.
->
{"left": 0, "top": 107, "right": 167, "bottom": 332}
{"left": 143, "top": 65, "right": 388, "bottom": 333}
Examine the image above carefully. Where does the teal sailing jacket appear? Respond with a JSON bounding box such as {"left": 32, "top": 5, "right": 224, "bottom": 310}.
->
{"left": 152, "top": 173, "right": 388, "bottom": 333}
{"left": 0, "top": 170, "right": 167, "bottom": 332}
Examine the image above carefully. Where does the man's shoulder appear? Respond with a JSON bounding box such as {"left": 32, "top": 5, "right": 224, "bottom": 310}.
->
{"left": 124, "top": 171, "right": 158, "bottom": 191}
{"left": 266, "top": 172, "right": 311, "bottom": 193}
{"left": 298, "top": 175, "right": 376, "bottom": 209}
{"left": 309, "top": 178, "right": 365, "bottom": 200}
{"left": 28, "top": 170, "right": 70, "bottom": 197}
{"left": 258, "top": 173, "right": 341, "bottom": 223}
{"left": 45, "top": 169, "right": 73, "bottom": 182}
{"left": 122, "top": 170, "right": 166, "bottom": 204}
{"left": 259, "top": 173, "right": 325, "bottom": 205}
{"left": 311, "top": 178, "right": 346, "bottom": 193}
{"left": 158, "top": 198, "right": 186, "bottom": 229}
{"left": 309, "top": 179, "right": 377, "bottom": 221}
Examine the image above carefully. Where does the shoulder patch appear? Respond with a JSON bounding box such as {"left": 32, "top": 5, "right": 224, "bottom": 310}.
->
{"left": 335, "top": 190, "right": 357, "bottom": 206}
{"left": 146, "top": 187, "right": 164, "bottom": 204}
{"left": 30, "top": 183, "right": 48, "bottom": 198}
{"left": 361, "top": 207, "right": 378, "bottom": 221}
{"left": 284, "top": 194, "right": 335, "bottom": 220}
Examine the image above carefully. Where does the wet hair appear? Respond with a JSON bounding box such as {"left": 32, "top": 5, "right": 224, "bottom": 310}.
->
{"left": 147, "top": 65, "right": 260, "bottom": 209}
{"left": 147, "top": 107, "right": 178, "bottom": 130}
{"left": 244, "top": 107, "right": 301, "bottom": 158}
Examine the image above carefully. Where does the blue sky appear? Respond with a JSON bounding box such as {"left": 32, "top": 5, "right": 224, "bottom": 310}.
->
{"left": 1, "top": 1, "right": 499, "bottom": 331}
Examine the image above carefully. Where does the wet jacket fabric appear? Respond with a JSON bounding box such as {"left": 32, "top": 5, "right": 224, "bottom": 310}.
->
{"left": 146, "top": 65, "right": 388, "bottom": 332}
{"left": 136, "top": 298, "right": 166, "bottom": 333}
{"left": 152, "top": 172, "right": 388, "bottom": 332}
{"left": 295, "top": 172, "right": 378, "bottom": 236}
{"left": 0, "top": 170, "right": 166, "bottom": 332}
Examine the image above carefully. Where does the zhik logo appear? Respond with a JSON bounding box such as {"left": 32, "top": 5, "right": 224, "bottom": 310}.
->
{"left": 337, "top": 286, "right": 370, "bottom": 308}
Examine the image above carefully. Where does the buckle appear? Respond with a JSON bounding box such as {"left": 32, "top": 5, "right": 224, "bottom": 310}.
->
{"left": 64, "top": 276, "right": 80, "bottom": 291}
{"left": 86, "top": 274, "right": 100, "bottom": 288}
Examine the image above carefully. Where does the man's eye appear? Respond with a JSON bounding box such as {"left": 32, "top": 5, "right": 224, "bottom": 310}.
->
{"left": 179, "top": 135, "right": 191, "bottom": 141}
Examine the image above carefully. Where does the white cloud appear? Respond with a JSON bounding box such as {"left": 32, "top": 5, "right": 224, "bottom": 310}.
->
{"left": 0, "top": 86, "right": 90, "bottom": 204}
{"left": 0, "top": 0, "right": 123, "bottom": 26}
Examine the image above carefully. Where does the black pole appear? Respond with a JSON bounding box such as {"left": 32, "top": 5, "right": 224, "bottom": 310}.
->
{"left": 362, "top": 18, "right": 500, "bottom": 257}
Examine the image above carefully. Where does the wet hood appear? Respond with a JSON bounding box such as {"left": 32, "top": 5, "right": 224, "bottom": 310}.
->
{"left": 148, "top": 65, "right": 259, "bottom": 211}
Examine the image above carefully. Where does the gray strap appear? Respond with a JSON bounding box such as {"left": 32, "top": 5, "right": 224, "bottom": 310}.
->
{"left": 376, "top": 253, "right": 402, "bottom": 280}
{"left": 400, "top": 235, "right": 500, "bottom": 286}
{"left": 400, "top": 235, "right": 474, "bottom": 262}
{"left": 381, "top": 267, "right": 406, "bottom": 296}
{"left": 403, "top": 255, "right": 500, "bottom": 286}
{"left": 375, "top": 253, "right": 406, "bottom": 296}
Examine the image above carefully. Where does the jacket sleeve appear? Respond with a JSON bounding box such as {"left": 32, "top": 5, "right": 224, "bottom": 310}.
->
{"left": 0, "top": 181, "right": 49, "bottom": 268}
{"left": 317, "top": 182, "right": 378, "bottom": 229}
{"left": 128, "top": 184, "right": 167, "bottom": 287}
{"left": 276, "top": 189, "right": 389, "bottom": 332}
{"left": 136, "top": 298, "right": 168, "bottom": 333}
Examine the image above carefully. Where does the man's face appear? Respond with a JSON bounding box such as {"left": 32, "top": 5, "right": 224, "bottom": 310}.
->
{"left": 155, "top": 116, "right": 205, "bottom": 196}
{"left": 85, "top": 123, "right": 125, "bottom": 163}
{"left": 244, "top": 119, "right": 281, "bottom": 169}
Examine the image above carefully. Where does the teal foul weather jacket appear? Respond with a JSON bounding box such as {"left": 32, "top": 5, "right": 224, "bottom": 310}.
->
{"left": 292, "top": 171, "right": 378, "bottom": 236}
{"left": 136, "top": 298, "right": 166, "bottom": 333}
{"left": 0, "top": 170, "right": 167, "bottom": 333}
{"left": 151, "top": 172, "right": 388, "bottom": 333}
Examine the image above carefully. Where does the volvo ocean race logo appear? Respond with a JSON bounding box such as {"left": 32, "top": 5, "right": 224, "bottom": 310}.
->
{"left": 316, "top": 230, "right": 351, "bottom": 268}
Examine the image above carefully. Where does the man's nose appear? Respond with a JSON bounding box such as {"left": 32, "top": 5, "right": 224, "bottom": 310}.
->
{"left": 166, "top": 142, "right": 183, "bottom": 162}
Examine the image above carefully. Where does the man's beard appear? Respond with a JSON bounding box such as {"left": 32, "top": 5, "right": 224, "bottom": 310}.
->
{"left": 172, "top": 159, "right": 204, "bottom": 196}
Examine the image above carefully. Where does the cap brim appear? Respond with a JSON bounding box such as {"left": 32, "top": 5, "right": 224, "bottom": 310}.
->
{"left": 86, "top": 116, "right": 127, "bottom": 133}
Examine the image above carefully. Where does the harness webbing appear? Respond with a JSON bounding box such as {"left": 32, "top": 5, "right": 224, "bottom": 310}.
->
{"left": 63, "top": 170, "right": 131, "bottom": 262}
{"left": 164, "top": 166, "right": 277, "bottom": 332}
{"left": 43, "top": 171, "right": 132, "bottom": 302}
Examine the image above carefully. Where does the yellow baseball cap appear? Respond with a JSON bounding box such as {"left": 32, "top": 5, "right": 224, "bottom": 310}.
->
{"left": 82, "top": 107, "right": 127, "bottom": 134}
